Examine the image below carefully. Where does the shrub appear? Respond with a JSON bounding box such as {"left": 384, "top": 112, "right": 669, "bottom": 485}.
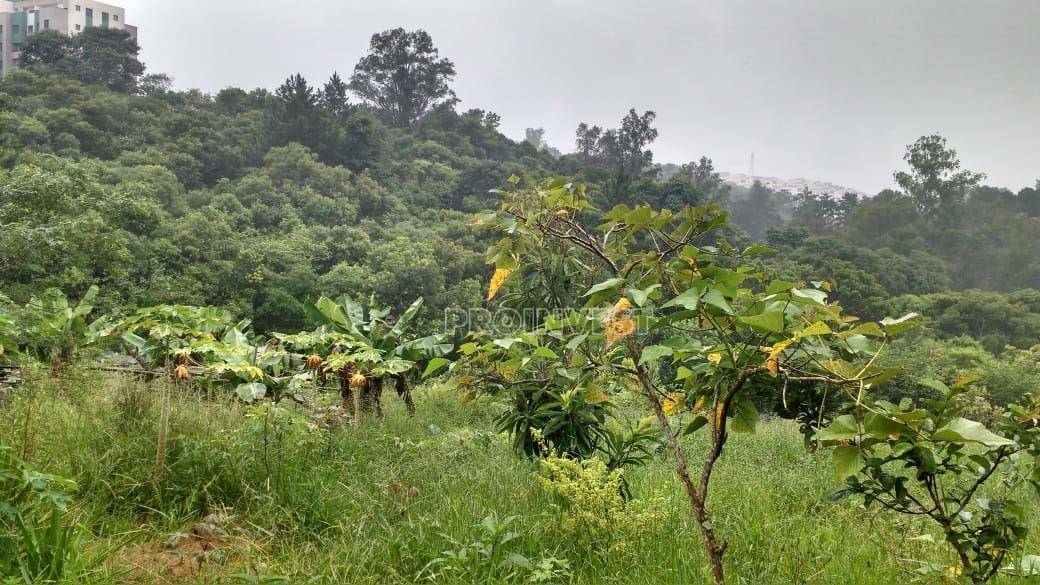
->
{"left": 537, "top": 455, "right": 665, "bottom": 556}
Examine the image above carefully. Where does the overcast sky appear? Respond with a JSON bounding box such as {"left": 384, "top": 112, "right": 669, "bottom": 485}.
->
{"left": 120, "top": 0, "right": 1038, "bottom": 193}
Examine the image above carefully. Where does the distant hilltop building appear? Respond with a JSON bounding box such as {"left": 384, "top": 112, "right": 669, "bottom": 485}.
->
{"left": 718, "top": 172, "right": 869, "bottom": 197}
{"left": 0, "top": 0, "right": 135, "bottom": 77}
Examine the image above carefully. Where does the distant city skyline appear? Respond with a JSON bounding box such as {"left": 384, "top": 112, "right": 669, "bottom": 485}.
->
{"left": 117, "top": 0, "right": 1040, "bottom": 193}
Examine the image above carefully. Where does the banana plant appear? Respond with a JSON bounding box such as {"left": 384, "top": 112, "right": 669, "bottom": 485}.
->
{"left": 17, "top": 286, "right": 111, "bottom": 374}
{"left": 305, "top": 295, "right": 452, "bottom": 416}
{"left": 196, "top": 327, "right": 309, "bottom": 403}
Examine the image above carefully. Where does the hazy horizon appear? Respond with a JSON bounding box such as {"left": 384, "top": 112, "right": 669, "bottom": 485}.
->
{"left": 119, "top": 0, "right": 1038, "bottom": 193}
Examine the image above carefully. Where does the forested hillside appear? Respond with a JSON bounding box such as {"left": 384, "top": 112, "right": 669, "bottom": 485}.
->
{"left": 2, "top": 27, "right": 1039, "bottom": 385}
{"left": 3, "top": 23, "right": 1040, "bottom": 585}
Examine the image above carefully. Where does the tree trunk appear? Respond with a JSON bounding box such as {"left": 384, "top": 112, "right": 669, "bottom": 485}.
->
{"left": 365, "top": 377, "right": 384, "bottom": 418}
{"left": 339, "top": 370, "right": 355, "bottom": 414}
{"left": 630, "top": 343, "right": 727, "bottom": 584}
{"left": 393, "top": 375, "right": 416, "bottom": 415}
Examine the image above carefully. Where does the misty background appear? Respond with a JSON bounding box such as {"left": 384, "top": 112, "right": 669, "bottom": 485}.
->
{"left": 119, "top": 0, "right": 1039, "bottom": 192}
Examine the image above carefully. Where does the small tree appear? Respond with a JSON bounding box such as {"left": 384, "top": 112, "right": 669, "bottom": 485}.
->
{"left": 74, "top": 27, "right": 145, "bottom": 92}
{"left": 318, "top": 71, "right": 353, "bottom": 120}
{"left": 894, "top": 134, "right": 985, "bottom": 217}
{"left": 819, "top": 376, "right": 1040, "bottom": 583}
{"left": 275, "top": 73, "right": 320, "bottom": 145}
{"left": 349, "top": 28, "right": 457, "bottom": 127}
{"left": 17, "top": 30, "right": 74, "bottom": 68}
{"left": 468, "top": 178, "right": 909, "bottom": 584}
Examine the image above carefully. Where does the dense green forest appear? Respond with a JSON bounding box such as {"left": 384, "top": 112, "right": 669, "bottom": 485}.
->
{"left": 3, "top": 25, "right": 1040, "bottom": 584}
{"left": 3, "top": 27, "right": 1038, "bottom": 392}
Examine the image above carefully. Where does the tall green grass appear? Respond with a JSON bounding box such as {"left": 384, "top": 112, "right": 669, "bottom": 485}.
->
{"left": 1, "top": 373, "right": 1037, "bottom": 583}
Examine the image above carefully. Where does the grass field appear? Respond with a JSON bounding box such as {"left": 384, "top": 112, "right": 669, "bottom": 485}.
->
{"left": 1, "top": 372, "right": 1037, "bottom": 584}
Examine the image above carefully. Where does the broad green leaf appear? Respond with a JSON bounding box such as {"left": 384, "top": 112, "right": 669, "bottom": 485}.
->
{"left": 814, "top": 414, "right": 859, "bottom": 441}
{"left": 235, "top": 382, "right": 266, "bottom": 402}
{"left": 565, "top": 333, "right": 589, "bottom": 350}
{"left": 822, "top": 484, "right": 856, "bottom": 503}
{"left": 932, "top": 418, "right": 1014, "bottom": 448}
{"left": 682, "top": 415, "right": 709, "bottom": 436}
{"left": 880, "top": 312, "right": 919, "bottom": 335}
{"left": 796, "top": 321, "right": 833, "bottom": 339}
{"left": 919, "top": 378, "right": 951, "bottom": 396}
{"left": 493, "top": 337, "right": 519, "bottom": 349}
{"left": 639, "top": 345, "right": 673, "bottom": 366}
{"left": 583, "top": 278, "right": 626, "bottom": 297}
{"left": 847, "top": 322, "right": 884, "bottom": 337}
{"left": 739, "top": 311, "right": 785, "bottom": 333}
{"left": 766, "top": 280, "right": 800, "bottom": 294}
{"left": 791, "top": 288, "right": 828, "bottom": 306}
{"left": 422, "top": 357, "right": 450, "bottom": 378}
{"left": 833, "top": 445, "right": 863, "bottom": 482}
{"left": 821, "top": 359, "right": 858, "bottom": 379}
{"left": 702, "top": 289, "right": 732, "bottom": 314}
{"left": 863, "top": 412, "right": 906, "bottom": 439}
{"left": 532, "top": 347, "right": 558, "bottom": 359}
{"left": 730, "top": 394, "right": 759, "bottom": 433}
{"left": 662, "top": 287, "right": 700, "bottom": 310}
{"left": 627, "top": 284, "right": 661, "bottom": 308}
{"left": 891, "top": 443, "right": 915, "bottom": 457}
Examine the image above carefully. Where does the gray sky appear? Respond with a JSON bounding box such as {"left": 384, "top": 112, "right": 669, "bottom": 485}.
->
{"left": 121, "top": 0, "right": 1039, "bottom": 193}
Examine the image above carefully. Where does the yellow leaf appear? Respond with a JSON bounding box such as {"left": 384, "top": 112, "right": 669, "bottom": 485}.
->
{"left": 487, "top": 268, "right": 512, "bottom": 300}
{"left": 662, "top": 392, "right": 685, "bottom": 416}
{"left": 763, "top": 340, "right": 793, "bottom": 377}
{"left": 604, "top": 318, "right": 636, "bottom": 347}
{"left": 605, "top": 297, "right": 632, "bottom": 322}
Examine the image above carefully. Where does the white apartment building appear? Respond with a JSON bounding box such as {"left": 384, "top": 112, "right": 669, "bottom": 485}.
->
{"left": 1, "top": 1, "right": 135, "bottom": 76}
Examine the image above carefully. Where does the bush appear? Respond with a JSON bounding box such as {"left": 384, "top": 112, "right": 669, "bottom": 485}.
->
{"left": 537, "top": 455, "right": 665, "bottom": 556}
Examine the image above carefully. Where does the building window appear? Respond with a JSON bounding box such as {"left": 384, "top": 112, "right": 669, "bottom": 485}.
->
{"left": 75, "top": 4, "right": 81, "bottom": 11}
{"left": 27, "top": 25, "right": 33, "bottom": 33}
{"left": 43, "top": 19, "right": 49, "bottom": 29}
{"left": 113, "top": 14, "right": 118, "bottom": 22}
{"left": 101, "top": 12, "right": 108, "bottom": 27}
{"left": 75, "top": 24, "right": 81, "bottom": 31}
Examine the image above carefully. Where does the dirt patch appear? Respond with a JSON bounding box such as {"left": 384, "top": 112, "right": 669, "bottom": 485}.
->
{"left": 111, "top": 513, "right": 267, "bottom": 583}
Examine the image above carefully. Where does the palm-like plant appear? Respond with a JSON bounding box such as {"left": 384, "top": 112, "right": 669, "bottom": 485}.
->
{"left": 18, "top": 286, "right": 111, "bottom": 375}
{"left": 305, "top": 295, "right": 451, "bottom": 416}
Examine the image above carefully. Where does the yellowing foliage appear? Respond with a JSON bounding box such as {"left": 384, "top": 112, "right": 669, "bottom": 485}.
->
{"left": 662, "top": 392, "right": 685, "bottom": 416}
{"left": 537, "top": 455, "right": 665, "bottom": 554}
{"left": 693, "top": 396, "right": 706, "bottom": 413}
{"left": 606, "top": 297, "right": 631, "bottom": 322}
{"left": 487, "top": 268, "right": 512, "bottom": 300}
{"left": 763, "top": 340, "right": 793, "bottom": 377}
{"left": 604, "top": 318, "right": 636, "bottom": 347}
